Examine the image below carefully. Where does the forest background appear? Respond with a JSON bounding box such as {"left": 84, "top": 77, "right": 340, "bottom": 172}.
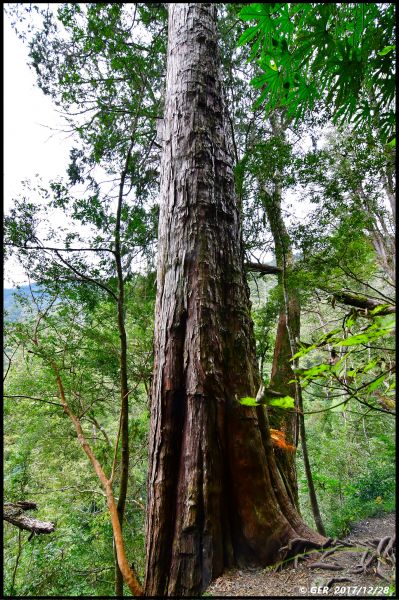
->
{"left": 3, "top": 3, "right": 395, "bottom": 597}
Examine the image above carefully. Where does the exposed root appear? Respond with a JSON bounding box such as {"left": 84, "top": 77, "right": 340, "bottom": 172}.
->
{"left": 275, "top": 537, "right": 331, "bottom": 571}
{"left": 360, "top": 549, "right": 370, "bottom": 567}
{"left": 310, "top": 562, "right": 343, "bottom": 571}
{"left": 382, "top": 534, "right": 395, "bottom": 557}
{"left": 365, "top": 538, "right": 381, "bottom": 547}
{"left": 349, "top": 535, "right": 395, "bottom": 581}
{"left": 326, "top": 576, "right": 354, "bottom": 588}
{"left": 376, "top": 536, "right": 391, "bottom": 555}
{"left": 376, "top": 559, "right": 392, "bottom": 583}
{"left": 320, "top": 544, "right": 346, "bottom": 560}
{"left": 275, "top": 533, "right": 395, "bottom": 583}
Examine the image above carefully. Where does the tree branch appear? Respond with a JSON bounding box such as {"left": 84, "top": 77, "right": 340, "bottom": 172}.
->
{"left": 3, "top": 394, "right": 63, "bottom": 408}
{"left": 4, "top": 242, "right": 114, "bottom": 254}
{"left": 54, "top": 251, "right": 118, "bottom": 301}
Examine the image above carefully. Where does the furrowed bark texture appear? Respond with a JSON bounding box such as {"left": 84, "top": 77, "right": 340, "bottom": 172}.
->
{"left": 144, "top": 5, "right": 325, "bottom": 596}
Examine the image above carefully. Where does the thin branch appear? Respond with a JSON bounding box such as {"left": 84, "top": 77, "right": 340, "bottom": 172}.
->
{"left": 110, "top": 410, "right": 123, "bottom": 486}
{"left": 54, "top": 251, "right": 118, "bottom": 301}
{"left": 3, "top": 394, "right": 63, "bottom": 408}
{"left": 4, "top": 242, "right": 115, "bottom": 254}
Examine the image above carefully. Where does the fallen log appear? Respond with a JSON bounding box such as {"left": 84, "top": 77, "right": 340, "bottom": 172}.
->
{"left": 3, "top": 501, "right": 55, "bottom": 535}
{"left": 245, "top": 261, "right": 281, "bottom": 275}
{"left": 332, "top": 292, "right": 395, "bottom": 315}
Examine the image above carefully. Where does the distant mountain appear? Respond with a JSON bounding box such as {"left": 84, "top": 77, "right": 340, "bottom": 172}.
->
{"left": 3, "top": 284, "right": 40, "bottom": 322}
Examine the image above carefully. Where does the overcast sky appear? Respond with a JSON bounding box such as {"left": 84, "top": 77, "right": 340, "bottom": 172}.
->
{"left": 4, "top": 13, "right": 73, "bottom": 286}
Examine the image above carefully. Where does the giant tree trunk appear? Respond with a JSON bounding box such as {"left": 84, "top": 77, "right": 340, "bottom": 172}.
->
{"left": 144, "top": 5, "right": 325, "bottom": 597}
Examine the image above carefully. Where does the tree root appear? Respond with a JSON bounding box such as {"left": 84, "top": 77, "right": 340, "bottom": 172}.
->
{"left": 376, "top": 536, "right": 391, "bottom": 555}
{"left": 326, "top": 576, "right": 354, "bottom": 588}
{"left": 349, "top": 535, "right": 395, "bottom": 579}
{"left": 275, "top": 533, "right": 396, "bottom": 580}
{"left": 275, "top": 537, "right": 332, "bottom": 571}
{"left": 310, "top": 562, "right": 343, "bottom": 571}
{"left": 276, "top": 533, "right": 396, "bottom": 580}
{"left": 376, "top": 560, "right": 392, "bottom": 583}
{"left": 382, "top": 534, "right": 395, "bottom": 557}
{"left": 320, "top": 544, "right": 346, "bottom": 560}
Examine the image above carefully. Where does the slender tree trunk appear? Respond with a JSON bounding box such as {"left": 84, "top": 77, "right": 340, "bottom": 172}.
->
{"left": 268, "top": 309, "right": 300, "bottom": 508}
{"left": 113, "top": 133, "right": 135, "bottom": 597}
{"left": 260, "top": 112, "right": 299, "bottom": 509}
{"left": 10, "top": 529, "right": 22, "bottom": 595}
{"left": 51, "top": 362, "right": 142, "bottom": 596}
{"left": 262, "top": 111, "right": 325, "bottom": 536}
{"left": 297, "top": 391, "right": 326, "bottom": 536}
{"left": 144, "top": 5, "right": 325, "bottom": 597}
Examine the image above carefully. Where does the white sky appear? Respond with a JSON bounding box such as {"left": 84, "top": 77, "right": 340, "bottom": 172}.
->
{"left": 4, "top": 14, "right": 73, "bottom": 287}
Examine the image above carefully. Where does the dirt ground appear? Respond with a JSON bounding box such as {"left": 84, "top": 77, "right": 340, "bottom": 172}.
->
{"left": 205, "top": 513, "right": 396, "bottom": 597}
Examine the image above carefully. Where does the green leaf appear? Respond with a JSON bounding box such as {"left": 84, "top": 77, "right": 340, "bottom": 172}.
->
{"left": 250, "top": 73, "right": 270, "bottom": 88}
{"left": 373, "top": 314, "right": 395, "bottom": 330}
{"left": 239, "top": 4, "right": 269, "bottom": 21}
{"left": 334, "top": 333, "right": 372, "bottom": 346}
{"left": 363, "top": 358, "right": 378, "bottom": 373}
{"left": 295, "top": 363, "right": 331, "bottom": 378}
{"left": 268, "top": 395, "right": 295, "bottom": 409}
{"left": 369, "top": 304, "right": 391, "bottom": 315}
{"left": 291, "top": 343, "right": 317, "bottom": 359}
{"left": 239, "top": 395, "right": 295, "bottom": 409}
{"left": 367, "top": 375, "right": 386, "bottom": 392}
{"left": 237, "top": 26, "right": 260, "bottom": 47}
{"left": 333, "top": 321, "right": 394, "bottom": 346}
{"left": 378, "top": 45, "right": 395, "bottom": 56}
{"left": 240, "top": 396, "right": 258, "bottom": 406}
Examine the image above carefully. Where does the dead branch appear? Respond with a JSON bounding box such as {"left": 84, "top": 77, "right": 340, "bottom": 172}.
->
{"left": 3, "top": 502, "right": 55, "bottom": 535}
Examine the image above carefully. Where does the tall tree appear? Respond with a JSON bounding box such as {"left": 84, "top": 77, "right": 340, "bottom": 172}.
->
{"left": 144, "top": 5, "right": 325, "bottom": 597}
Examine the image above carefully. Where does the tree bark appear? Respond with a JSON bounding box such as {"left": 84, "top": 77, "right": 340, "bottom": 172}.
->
{"left": 113, "top": 124, "right": 137, "bottom": 598}
{"left": 144, "top": 5, "right": 325, "bottom": 597}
